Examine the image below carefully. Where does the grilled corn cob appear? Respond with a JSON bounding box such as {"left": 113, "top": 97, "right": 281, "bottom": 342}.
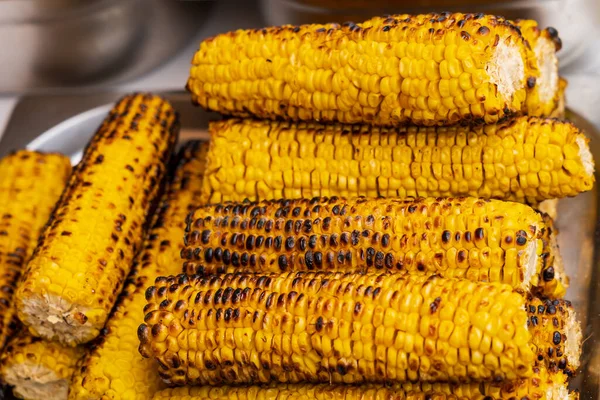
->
{"left": 69, "top": 141, "right": 209, "bottom": 400}
{"left": 182, "top": 197, "right": 565, "bottom": 297}
{"left": 202, "top": 117, "right": 594, "bottom": 204}
{"left": 513, "top": 20, "right": 561, "bottom": 117}
{"left": 188, "top": 13, "right": 537, "bottom": 127}
{"left": 0, "top": 333, "right": 84, "bottom": 400}
{"left": 15, "top": 93, "right": 178, "bottom": 346}
{"left": 151, "top": 367, "right": 576, "bottom": 400}
{"left": 140, "top": 272, "right": 581, "bottom": 385}
{"left": 0, "top": 151, "right": 71, "bottom": 350}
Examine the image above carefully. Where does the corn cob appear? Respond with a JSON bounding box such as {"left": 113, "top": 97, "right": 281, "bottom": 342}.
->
{"left": 140, "top": 272, "right": 581, "bottom": 385}
{"left": 0, "top": 151, "right": 71, "bottom": 351}
{"left": 188, "top": 13, "right": 537, "bottom": 127}
{"left": 0, "top": 333, "right": 84, "bottom": 400}
{"left": 69, "top": 141, "right": 209, "bottom": 400}
{"left": 513, "top": 20, "right": 561, "bottom": 118}
{"left": 15, "top": 93, "right": 179, "bottom": 346}
{"left": 181, "top": 197, "right": 565, "bottom": 297}
{"left": 202, "top": 117, "right": 594, "bottom": 204}
{"left": 151, "top": 367, "right": 576, "bottom": 400}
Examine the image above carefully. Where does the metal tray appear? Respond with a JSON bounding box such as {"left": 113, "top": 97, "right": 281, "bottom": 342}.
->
{"left": 0, "top": 93, "right": 598, "bottom": 399}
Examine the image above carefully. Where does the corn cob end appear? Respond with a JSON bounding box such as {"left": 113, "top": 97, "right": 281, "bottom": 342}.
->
{"left": 486, "top": 39, "right": 526, "bottom": 105}
{"left": 534, "top": 33, "right": 559, "bottom": 105}
{"left": 0, "top": 335, "right": 83, "bottom": 400}
{"left": 576, "top": 136, "right": 595, "bottom": 177}
{"left": 17, "top": 292, "right": 97, "bottom": 346}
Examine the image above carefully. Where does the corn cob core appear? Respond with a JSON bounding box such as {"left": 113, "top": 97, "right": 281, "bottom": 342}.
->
{"left": 526, "top": 297, "right": 581, "bottom": 376}
{"left": 0, "top": 334, "right": 83, "bottom": 400}
{"left": 0, "top": 151, "right": 71, "bottom": 350}
{"left": 202, "top": 117, "right": 594, "bottom": 204}
{"left": 182, "top": 197, "right": 562, "bottom": 297}
{"left": 140, "top": 272, "right": 552, "bottom": 385}
{"left": 513, "top": 20, "right": 561, "bottom": 117}
{"left": 188, "top": 13, "right": 534, "bottom": 126}
{"left": 151, "top": 367, "right": 575, "bottom": 400}
{"left": 69, "top": 141, "right": 209, "bottom": 400}
{"left": 15, "top": 93, "right": 178, "bottom": 346}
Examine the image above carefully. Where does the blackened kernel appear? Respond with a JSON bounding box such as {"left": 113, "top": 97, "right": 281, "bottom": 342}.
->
{"left": 381, "top": 234, "right": 390, "bottom": 247}
{"left": 474, "top": 228, "right": 484, "bottom": 240}
{"left": 314, "top": 252, "right": 323, "bottom": 268}
{"left": 543, "top": 267, "right": 555, "bottom": 282}
{"left": 553, "top": 331, "right": 561, "bottom": 345}
{"left": 278, "top": 254, "right": 288, "bottom": 271}
{"left": 464, "top": 231, "right": 472, "bottom": 242}
{"left": 315, "top": 316, "right": 324, "bottom": 332}
{"left": 285, "top": 237, "right": 295, "bottom": 251}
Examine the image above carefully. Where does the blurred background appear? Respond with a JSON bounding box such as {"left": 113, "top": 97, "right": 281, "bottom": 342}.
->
{"left": 0, "top": 0, "right": 599, "bottom": 135}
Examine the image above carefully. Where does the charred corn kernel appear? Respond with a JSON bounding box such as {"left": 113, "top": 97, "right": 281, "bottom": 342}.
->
{"left": 151, "top": 367, "right": 576, "bottom": 400}
{"left": 187, "top": 13, "right": 534, "bottom": 126}
{"left": 513, "top": 20, "right": 561, "bottom": 117}
{"left": 182, "top": 197, "right": 564, "bottom": 297}
{"left": 140, "top": 272, "right": 577, "bottom": 385}
{"left": 0, "top": 333, "right": 84, "bottom": 400}
{"left": 526, "top": 296, "right": 581, "bottom": 376}
{"left": 203, "top": 117, "right": 594, "bottom": 205}
{"left": 537, "top": 213, "right": 568, "bottom": 298}
{"left": 15, "top": 94, "right": 178, "bottom": 346}
{"left": 0, "top": 151, "right": 71, "bottom": 350}
{"left": 69, "top": 141, "right": 209, "bottom": 400}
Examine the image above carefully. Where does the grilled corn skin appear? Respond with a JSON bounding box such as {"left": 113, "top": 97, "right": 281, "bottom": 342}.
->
{"left": 188, "top": 13, "right": 534, "bottom": 126}
{"left": 182, "top": 196, "right": 561, "bottom": 296}
{"left": 15, "top": 93, "right": 178, "bottom": 346}
{"left": 0, "top": 334, "right": 84, "bottom": 400}
{"left": 203, "top": 117, "right": 594, "bottom": 204}
{"left": 140, "top": 272, "right": 537, "bottom": 384}
{"left": 68, "top": 142, "right": 208, "bottom": 400}
{"left": 151, "top": 368, "right": 575, "bottom": 400}
{"left": 0, "top": 151, "right": 71, "bottom": 350}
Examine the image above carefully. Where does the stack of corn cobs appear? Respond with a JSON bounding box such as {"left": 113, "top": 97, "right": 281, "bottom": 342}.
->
{"left": 0, "top": 12, "right": 594, "bottom": 400}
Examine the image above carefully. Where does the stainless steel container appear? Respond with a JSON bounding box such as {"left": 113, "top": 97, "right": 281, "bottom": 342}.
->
{"left": 0, "top": 0, "right": 214, "bottom": 93}
{"left": 261, "top": 0, "right": 600, "bottom": 71}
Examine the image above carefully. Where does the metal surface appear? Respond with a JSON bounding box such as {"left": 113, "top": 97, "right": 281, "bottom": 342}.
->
{"left": 0, "top": 95, "right": 598, "bottom": 398}
{"left": 261, "top": 0, "right": 600, "bottom": 71}
{"left": 0, "top": 0, "right": 214, "bottom": 93}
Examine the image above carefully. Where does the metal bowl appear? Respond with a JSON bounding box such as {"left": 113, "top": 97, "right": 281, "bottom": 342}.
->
{"left": 260, "top": 0, "right": 600, "bottom": 71}
{"left": 0, "top": 0, "right": 214, "bottom": 92}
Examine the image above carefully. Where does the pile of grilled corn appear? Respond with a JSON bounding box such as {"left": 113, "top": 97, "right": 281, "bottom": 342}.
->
{"left": 0, "top": 11, "right": 594, "bottom": 400}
